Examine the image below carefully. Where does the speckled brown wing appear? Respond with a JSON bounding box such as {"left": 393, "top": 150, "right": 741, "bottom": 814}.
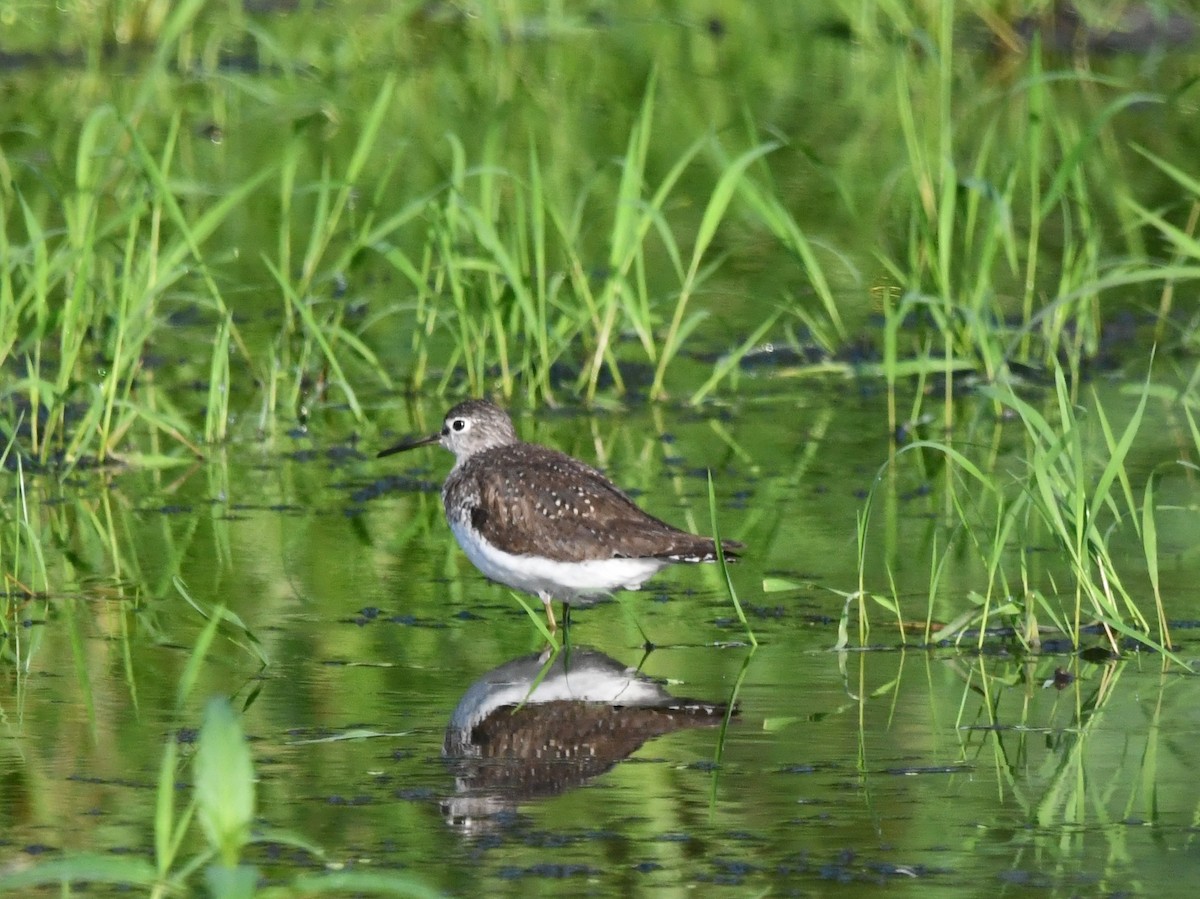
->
{"left": 459, "top": 443, "right": 740, "bottom": 563}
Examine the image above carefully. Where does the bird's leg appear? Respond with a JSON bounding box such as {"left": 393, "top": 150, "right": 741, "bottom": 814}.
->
{"left": 539, "top": 592, "right": 557, "bottom": 632}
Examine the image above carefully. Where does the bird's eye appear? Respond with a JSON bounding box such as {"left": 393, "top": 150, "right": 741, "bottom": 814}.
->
{"left": 452, "top": 418, "right": 466, "bottom": 432}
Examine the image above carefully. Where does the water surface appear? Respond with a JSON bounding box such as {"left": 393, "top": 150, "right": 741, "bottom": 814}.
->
{"left": 5, "top": 387, "right": 1199, "bottom": 895}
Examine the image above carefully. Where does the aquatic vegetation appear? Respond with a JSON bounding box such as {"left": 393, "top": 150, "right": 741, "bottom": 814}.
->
{"left": 3, "top": 3, "right": 1196, "bottom": 447}
{"left": 851, "top": 357, "right": 1180, "bottom": 659}
{"left": 0, "top": 2, "right": 1192, "bottom": 646}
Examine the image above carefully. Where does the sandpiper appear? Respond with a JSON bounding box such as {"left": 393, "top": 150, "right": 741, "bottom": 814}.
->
{"left": 377, "top": 399, "right": 741, "bottom": 630}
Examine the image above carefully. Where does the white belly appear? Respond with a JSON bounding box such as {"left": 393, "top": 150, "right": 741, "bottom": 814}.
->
{"left": 449, "top": 520, "right": 670, "bottom": 601}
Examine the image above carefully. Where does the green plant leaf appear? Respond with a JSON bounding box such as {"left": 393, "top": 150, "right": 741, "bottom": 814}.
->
{"left": 0, "top": 854, "right": 159, "bottom": 891}
{"left": 195, "top": 698, "right": 256, "bottom": 868}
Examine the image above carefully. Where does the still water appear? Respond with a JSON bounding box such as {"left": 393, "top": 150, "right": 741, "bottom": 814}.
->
{"left": 4, "top": 386, "right": 1198, "bottom": 896}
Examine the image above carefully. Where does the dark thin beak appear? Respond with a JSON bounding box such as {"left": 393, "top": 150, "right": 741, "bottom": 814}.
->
{"left": 376, "top": 430, "right": 441, "bottom": 459}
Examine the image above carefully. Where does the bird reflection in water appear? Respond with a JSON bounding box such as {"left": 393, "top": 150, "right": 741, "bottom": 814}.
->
{"left": 442, "top": 646, "right": 733, "bottom": 830}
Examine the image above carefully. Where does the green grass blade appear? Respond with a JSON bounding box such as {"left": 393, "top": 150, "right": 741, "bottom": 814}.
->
{"left": 510, "top": 592, "right": 560, "bottom": 650}
{"left": 653, "top": 142, "right": 778, "bottom": 398}
{"left": 707, "top": 470, "right": 755, "bottom": 647}
{"left": 0, "top": 855, "right": 159, "bottom": 892}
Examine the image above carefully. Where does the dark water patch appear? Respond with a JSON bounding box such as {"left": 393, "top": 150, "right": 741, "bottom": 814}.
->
{"left": 546, "top": 359, "right": 656, "bottom": 393}
{"left": 395, "top": 786, "right": 436, "bottom": 801}
{"left": 731, "top": 342, "right": 830, "bottom": 372}
{"left": 223, "top": 502, "right": 307, "bottom": 514}
{"left": 322, "top": 444, "right": 367, "bottom": 466}
{"left": 66, "top": 774, "right": 156, "bottom": 790}
{"left": 347, "top": 474, "right": 438, "bottom": 502}
{"left": 20, "top": 844, "right": 59, "bottom": 856}
{"left": 324, "top": 794, "right": 374, "bottom": 806}
{"left": 0, "top": 447, "right": 117, "bottom": 474}
{"left": 258, "top": 841, "right": 318, "bottom": 866}
{"left": 334, "top": 607, "right": 450, "bottom": 628}
{"left": 285, "top": 446, "right": 367, "bottom": 467}
{"left": 744, "top": 604, "right": 787, "bottom": 619}
{"left": 1036, "top": 637, "right": 1077, "bottom": 654}
{"left": 1078, "top": 644, "right": 1120, "bottom": 663}
{"left": 1118, "top": 636, "right": 1164, "bottom": 654}
{"left": 386, "top": 614, "right": 448, "bottom": 628}
{"left": 712, "top": 601, "right": 840, "bottom": 631}
{"left": 1043, "top": 667, "right": 1075, "bottom": 690}
{"left": 499, "top": 862, "right": 600, "bottom": 879}
{"left": 142, "top": 503, "right": 194, "bottom": 515}
{"left": 699, "top": 856, "right": 761, "bottom": 884}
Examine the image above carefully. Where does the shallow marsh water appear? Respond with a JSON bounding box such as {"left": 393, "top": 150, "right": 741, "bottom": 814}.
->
{"left": 4, "top": 3, "right": 1200, "bottom": 896}
{"left": 5, "top": 383, "right": 1200, "bottom": 895}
